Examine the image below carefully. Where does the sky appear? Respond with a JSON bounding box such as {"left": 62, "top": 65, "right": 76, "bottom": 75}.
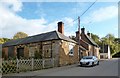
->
{"left": 0, "top": 0, "right": 119, "bottom": 39}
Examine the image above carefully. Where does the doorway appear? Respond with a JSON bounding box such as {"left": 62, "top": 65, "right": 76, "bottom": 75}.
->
{"left": 17, "top": 48, "right": 24, "bottom": 59}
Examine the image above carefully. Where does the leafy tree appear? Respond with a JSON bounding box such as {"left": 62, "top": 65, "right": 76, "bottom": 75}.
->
{"left": 0, "top": 38, "right": 4, "bottom": 44}
{"left": 0, "top": 38, "right": 11, "bottom": 44}
{"left": 13, "top": 32, "right": 28, "bottom": 39}
{"left": 114, "top": 38, "right": 120, "bottom": 43}
{"left": 3, "top": 38, "right": 11, "bottom": 42}
{"left": 91, "top": 33, "right": 101, "bottom": 45}
{"left": 101, "top": 34, "right": 119, "bottom": 55}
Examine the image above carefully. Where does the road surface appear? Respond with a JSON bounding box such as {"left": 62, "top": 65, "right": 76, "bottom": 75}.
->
{"left": 3, "top": 58, "right": 119, "bottom": 76}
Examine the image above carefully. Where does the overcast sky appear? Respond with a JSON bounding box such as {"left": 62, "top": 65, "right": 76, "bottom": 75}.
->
{"left": 0, "top": 0, "right": 119, "bottom": 39}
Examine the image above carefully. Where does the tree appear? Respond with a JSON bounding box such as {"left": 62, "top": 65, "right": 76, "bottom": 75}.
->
{"left": 114, "top": 38, "right": 120, "bottom": 43}
{"left": 0, "top": 38, "right": 11, "bottom": 44}
{"left": 3, "top": 38, "right": 11, "bottom": 42}
{"left": 101, "top": 34, "right": 119, "bottom": 55}
{"left": 0, "top": 38, "right": 4, "bottom": 44}
{"left": 91, "top": 33, "right": 101, "bottom": 45}
{"left": 13, "top": 32, "right": 28, "bottom": 39}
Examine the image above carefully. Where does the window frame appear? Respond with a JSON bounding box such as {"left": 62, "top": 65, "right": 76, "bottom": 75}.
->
{"left": 69, "top": 43, "right": 75, "bottom": 56}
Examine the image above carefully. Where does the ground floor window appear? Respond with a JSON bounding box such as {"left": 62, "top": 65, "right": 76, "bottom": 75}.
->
{"left": 43, "top": 44, "right": 52, "bottom": 58}
{"left": 8, "top": 46, "right": 14, "bottom": 59}
{"left": 69, "top": 43, "right": 74, "bottom": 56}
{"left": 29, "top": 46, "right": 35, "bottom": 58}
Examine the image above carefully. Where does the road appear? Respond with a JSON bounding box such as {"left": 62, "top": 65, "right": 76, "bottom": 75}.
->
{"left": 4, "top": 58, "right": 119, "bottom": 76}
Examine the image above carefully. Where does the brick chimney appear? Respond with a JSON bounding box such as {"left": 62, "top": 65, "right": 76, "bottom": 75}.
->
{"left": 87, "top": 31, "right": 91, "bottom": 38}
{"left": 75, "top": 31, "right": 80, "bottom": 42}
{"left": 58, "top": 21, "right": 64, "bottom": 34}
{"left": 81, "top": 27, "right": 85, "bottom": 33}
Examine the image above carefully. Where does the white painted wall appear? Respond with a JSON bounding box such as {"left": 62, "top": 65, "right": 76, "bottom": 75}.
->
{"left": 108, "top": 45, "right": 111, "bottom": 59}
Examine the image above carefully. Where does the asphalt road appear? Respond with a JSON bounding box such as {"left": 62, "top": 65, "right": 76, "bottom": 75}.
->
{"left": 37, "top": 58, "right": 119, "bottom": 76}
{"left": 4, "top": 58, "right": 119, "bottom": 76}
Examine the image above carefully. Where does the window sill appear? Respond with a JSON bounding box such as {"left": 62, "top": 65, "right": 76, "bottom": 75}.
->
{"left": 69, "top": 54, "right": 74, "bottom": 56}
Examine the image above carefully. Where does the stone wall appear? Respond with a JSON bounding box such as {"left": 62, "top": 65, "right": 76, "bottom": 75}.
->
{"left": 2, "top": 40, "right": 79, "bottom": 66}
{"left": 59, "top": 40, "right": 79, "bottom": 66}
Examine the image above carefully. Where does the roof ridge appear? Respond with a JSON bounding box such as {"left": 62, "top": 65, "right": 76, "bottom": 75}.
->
{"left": 55, "top": 31, "right": 61, "bottom": 39}
{"left": 85, "top": 34, "right": 98, "bottom": 47}
{"left": 3, "top": 30, "right": 77, "bottom": 47}
{"left": 28, "top": 30, "right": 56, "bottom": 38}
{"left": 80, "top": 39, "right": 90, "bottom": 45}
{"left": 56, "top": 31, "right": 76, "bottom": 43}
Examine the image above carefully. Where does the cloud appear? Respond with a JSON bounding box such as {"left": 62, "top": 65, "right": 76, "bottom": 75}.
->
{"left": 0, "top": 1, "right": 48, "bottom": 38}
{"left": 1, "top": 0, "right": 23, "bottom": 12}
{"left": 82, "top": 5, "right": 118, "bottom": 24}
{"left": 0, "top": 1, "right": 75, "bottom": 38}
{"left": 91, "top": 6, "right": 118, "bottom": 22}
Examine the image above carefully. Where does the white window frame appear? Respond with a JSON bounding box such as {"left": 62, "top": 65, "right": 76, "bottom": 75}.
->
{"left": 29, "top": 46, "right": 35, "bottom": 57}
{"left": 69, "top": 43, "right": 75, "bottom": 56}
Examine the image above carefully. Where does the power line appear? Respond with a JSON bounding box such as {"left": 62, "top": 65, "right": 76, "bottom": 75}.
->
{"left": 78, "top": 0, "right": 97, "bottom": 59}
{"left": 64, "top": 0, "right": 97, "bottom": 28}
{"left": 80, "top": 0, "right": 97, "bottom": 17}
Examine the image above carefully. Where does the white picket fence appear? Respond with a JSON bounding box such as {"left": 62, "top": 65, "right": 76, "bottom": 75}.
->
{"left": 2, "top": 58, "right": 58, "bottom": 74}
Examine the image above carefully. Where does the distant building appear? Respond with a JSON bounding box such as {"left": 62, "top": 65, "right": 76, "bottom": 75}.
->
{"left": 99, "top": 44, "right": 111, "bottom": 59}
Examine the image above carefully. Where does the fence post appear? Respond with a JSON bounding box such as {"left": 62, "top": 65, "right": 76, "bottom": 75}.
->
{"left": 42, "top": 59, "right": 45, "bottom": 69}
{"left": 31, "top": 58, "right": 34, "bottom": 70}
{"left": 16, "top": 59, "right": 19, "bottom": 73}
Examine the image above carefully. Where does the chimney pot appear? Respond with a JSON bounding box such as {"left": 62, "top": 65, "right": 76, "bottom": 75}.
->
{"left": 87, "top": 31, "right": 91, "bottom": 38}
{"left": 75, "top": 31, "right": 80, "bottom": 41}
{"left": 81, "top": 27, "right": 85, "bottom": 33}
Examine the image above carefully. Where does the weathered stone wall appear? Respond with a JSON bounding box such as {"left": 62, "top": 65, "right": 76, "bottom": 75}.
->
{"left": 82, "top": 50, "right": 88, "bottom": 56}
{"left": 59, "top": 40, "right": 79, "bottom": 66}
{"left": 51, "top": 40, "right": 61, "bottom": 66}
{"left": 2, "top": 40, "right": 79, "bottom": 66}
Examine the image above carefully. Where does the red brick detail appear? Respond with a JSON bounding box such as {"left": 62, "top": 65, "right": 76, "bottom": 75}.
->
{"left": 58, "top": 22, "right": 64, "bottom": 34}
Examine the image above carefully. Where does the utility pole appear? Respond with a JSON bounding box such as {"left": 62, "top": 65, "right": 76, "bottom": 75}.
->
{"left": 78, "top": 16, "right": 81, "bottom": 61}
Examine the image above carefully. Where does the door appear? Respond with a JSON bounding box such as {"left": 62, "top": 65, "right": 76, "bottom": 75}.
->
{"left": 17, "top": 48, "right": 24, "bottom": 59}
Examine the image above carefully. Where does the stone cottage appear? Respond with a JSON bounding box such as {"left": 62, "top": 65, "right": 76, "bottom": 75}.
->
{"left": 2, "top": 22, "right": 79, "bottom": 66}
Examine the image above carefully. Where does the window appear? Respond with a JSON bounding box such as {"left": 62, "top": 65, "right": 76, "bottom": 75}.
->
{"left": 82, "top": 56, "right": 93, "bottom": 59}
{"left": 29, "top": 47, "right": 35, "bottom": 57}
{"left": 8, "top": 46, "right": 14, "bottom": 58}
{"left": 69, "top": 43, "right": 74, "bottom": 56}
{"left": 43, "top": 44, "right": 52, "bottom": 58}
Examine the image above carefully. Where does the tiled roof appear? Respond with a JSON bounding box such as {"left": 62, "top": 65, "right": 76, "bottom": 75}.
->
{"left": 3, "top": 31, "right": 76, "bottom": 47}
{"left": 79, "top": 46, "right": 87, "bottom": 51}
{"left": 85, "top": 34, "right": 99, "bottom": 47}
